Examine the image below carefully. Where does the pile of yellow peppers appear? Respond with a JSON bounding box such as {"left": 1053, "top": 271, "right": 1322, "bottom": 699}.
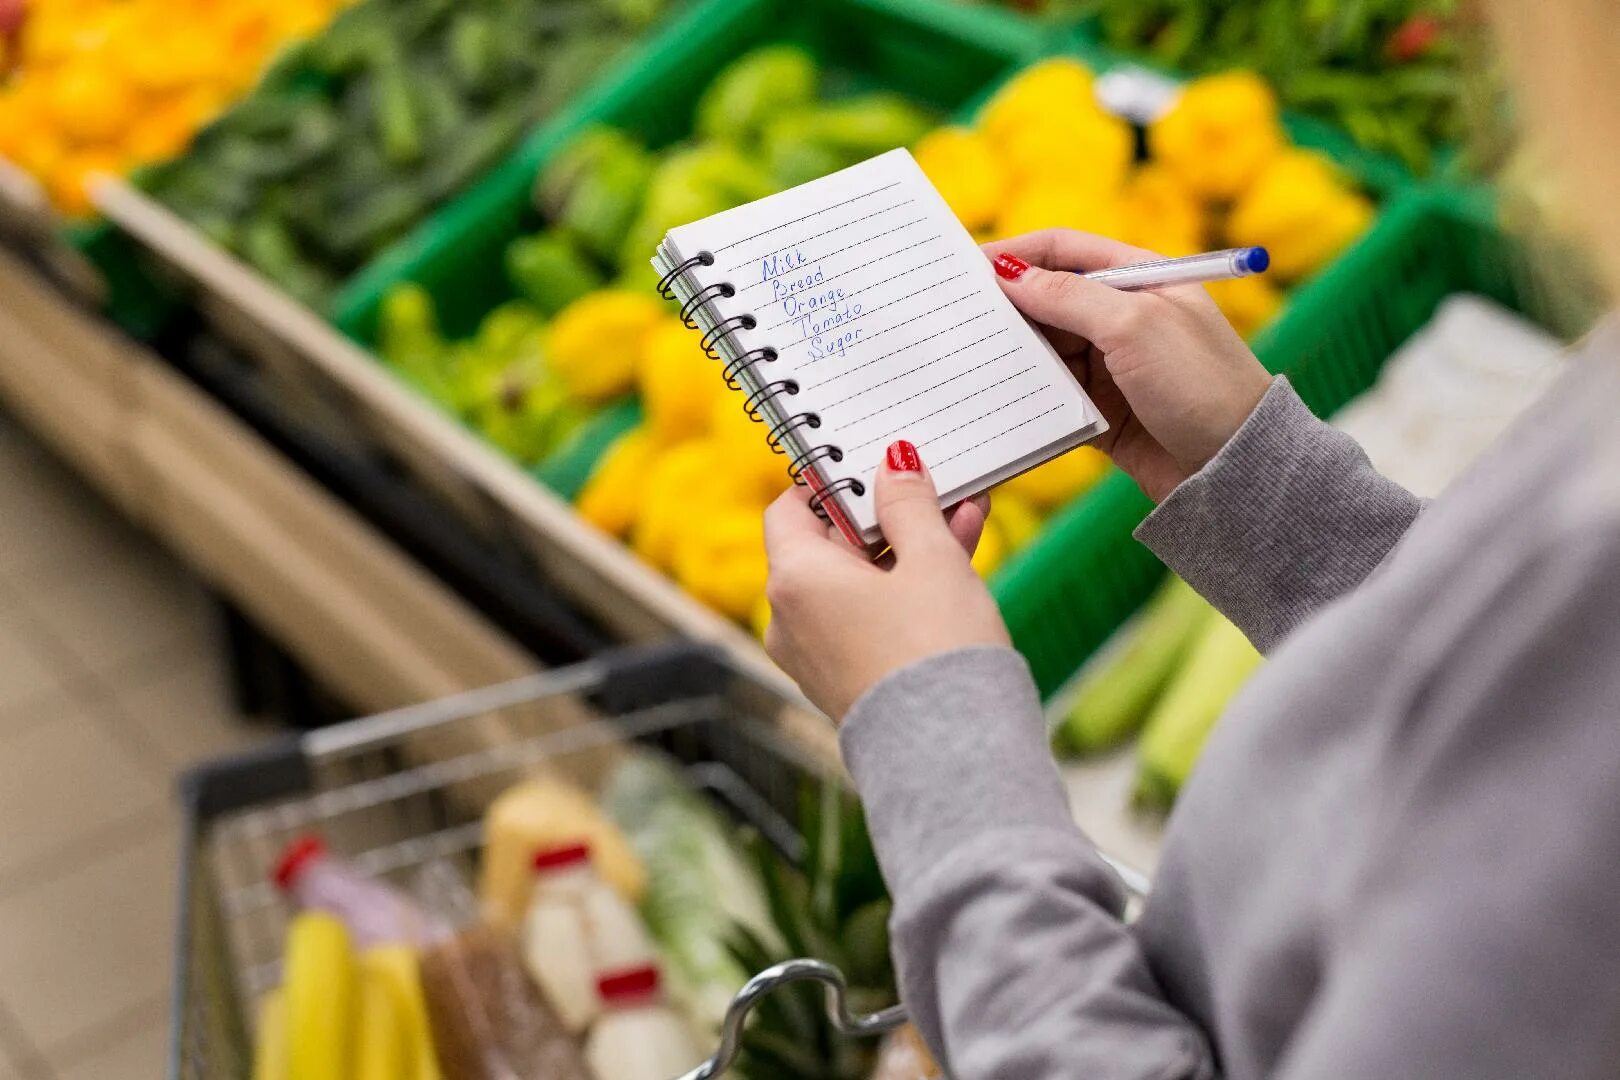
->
{"left": 567, "top": 291, "right": 1109, "bottom": 633}
{"left": 915, "top": 59, "right": 1376, "bottom": 338}
{"left": 0, "top": 0, "right": 343, "bottom": 215}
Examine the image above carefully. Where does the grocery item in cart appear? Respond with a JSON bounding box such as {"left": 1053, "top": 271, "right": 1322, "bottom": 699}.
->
{"left": 416, "top": 860, "right": 591, "bottom": 1080}
{"left": 522, "top": 841, "right": 658, "bottom": 1033}
{"left": 584, "top": 966, "right": 704, "bottom": 1080}
{"left": 480, "top": 776, "right": 647, "bottom": 930}
{"left": 274, "top": 834, "right": 448, "bottom": 948}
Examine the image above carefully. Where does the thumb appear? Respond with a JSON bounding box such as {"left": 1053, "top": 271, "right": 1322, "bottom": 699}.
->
{"left": 993, "top": 257, "right": 1151, "bottom": 353}
{"left": 873, "top": 439, "right": 962, "bottom": 562}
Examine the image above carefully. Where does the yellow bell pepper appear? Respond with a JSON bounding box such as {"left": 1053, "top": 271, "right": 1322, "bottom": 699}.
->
{"left": 979, "top": 58, "right": 1098, "bottom": 151}
{"left": 1119, "top": 166, "right": 1205, "bottom": 256}
{"left": 673, "top": 507, "right": 768, "bottom": 622}
{"left": 632, "top": 439, "right": 743, "bottom": 570}
{"left": 987, "top": 492, "right": 1043, "bottom": 552}
{"left": 706, "top": 392, "right": 792, "bottom": 506}
{"left": 749, "top": 594, "right": 772, "bottom": 640}
{"left": 913, "top": 126, "right": 1007, "bottom": 233}
{"left": 1001, "top": 447, "right": 1110, "bottom": 510}
{"left": 970, "top": 515, "right": 1009, "bottom": 578}
{"left": 1205, "top": 274, "right": 1285, "bottom": 340}
{"left": 995, "top": 180, "right": 1126, "bottom": 245}
{"left": 576, "top": 428, "right": 660, "bottom": 538}
{"left": 547, "top": 290, "right": 666, "bottom": 402}
{"left": 638, "top": 317, "right": 720, "bottom": 441}
{"left": 995, "top": 109, "right": 1133, "bottom": 201}
{"left": 1226, "top": 150, "right": 1374, "bottom": 282}
{"left": 1150, "top": 71, "right": 1284, "bottom": 202}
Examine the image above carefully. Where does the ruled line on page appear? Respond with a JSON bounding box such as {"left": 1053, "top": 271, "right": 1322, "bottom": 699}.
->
{"left": 835, "top": 351, "right": 1025, "bottom": 428}
{"left": 819, "top": 334, "right": 1013, "bottom": 411}
{"left": 742, "top": 234, "right": 941, "bottom": 299}
{"left": 725, "top": 199, "right": 915, "bottom": 271}
{"left": 760, "top": 253, "right": 954, "bottom": 331}
{"left": 737, "top": 218, "right": 931, "bottom": 290}
{"left": 846, "top": 370, "right": 1042, "bottom": 454}
{"left": 810, "top": 313, "right": 998, "bottom": 392}
{"left": 926, "top": 404, "right": 1068, "bottom": 467}
{"left": 714, "top": 181, "right": 903, "bottom": 254}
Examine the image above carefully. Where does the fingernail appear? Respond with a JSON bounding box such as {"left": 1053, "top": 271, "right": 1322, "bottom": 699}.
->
{"left": 886, "top": 439, "right": 921, "bottom": 473}
{"left": 993, "top": 253, "right": 1029, "bottom": 280}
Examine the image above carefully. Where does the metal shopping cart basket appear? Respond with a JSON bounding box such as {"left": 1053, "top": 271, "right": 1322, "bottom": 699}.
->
{"left": 172, "top": 643, "right": 912, "bottom": 1080}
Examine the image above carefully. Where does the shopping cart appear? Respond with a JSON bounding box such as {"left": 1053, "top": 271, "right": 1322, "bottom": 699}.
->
{"left": 174, "top": 643, "right": 916, "bottom": 1079}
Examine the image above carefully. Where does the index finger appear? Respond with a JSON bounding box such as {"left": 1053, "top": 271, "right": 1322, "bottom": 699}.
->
{"left": 981, "top": 228, "right": 1159, "bottom": 273}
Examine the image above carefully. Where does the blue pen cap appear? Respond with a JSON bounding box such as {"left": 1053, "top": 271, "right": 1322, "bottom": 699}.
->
{"left": 1240, "top": 246, "right": 1270, "bottom": 274}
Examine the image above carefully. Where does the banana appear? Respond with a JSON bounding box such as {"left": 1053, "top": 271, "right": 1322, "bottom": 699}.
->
{"left": 363, "top": 944, "right": 442, "bottom": 1080}
{"left": 283, "top": 913, "right": 357, "bottom": 1080}
{"left": 355, "top": 964, "right": 413, "bottom": 1080}
{"left": 252, "top": 989, "right": 288, "bottom": 1080}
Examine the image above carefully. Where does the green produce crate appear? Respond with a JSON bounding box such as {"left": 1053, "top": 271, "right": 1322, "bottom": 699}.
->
{"left": 331, "top": 0, "right": 1050, "bottom": 344}
{"left": 992, "top": 190, "right": 1567, "bottom": 697}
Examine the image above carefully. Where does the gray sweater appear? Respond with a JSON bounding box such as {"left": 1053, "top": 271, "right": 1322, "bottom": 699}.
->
{"left": 840, "top": 330, "right": 1620, "bottom": 1080}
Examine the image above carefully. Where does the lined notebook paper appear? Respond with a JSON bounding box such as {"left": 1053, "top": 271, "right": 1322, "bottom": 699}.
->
{"left": 654, "top": 148, "right": 1106, "bottom": 548}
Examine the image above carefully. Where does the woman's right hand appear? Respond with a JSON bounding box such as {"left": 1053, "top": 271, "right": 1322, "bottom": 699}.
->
{"left": 983, "top": 229, "right": 1273, "bottom": 502}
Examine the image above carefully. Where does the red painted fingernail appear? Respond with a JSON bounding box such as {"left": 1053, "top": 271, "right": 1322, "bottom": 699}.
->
{"left": 886, "top": 439, "right": 921, "bottom": 473}
{"left": 993, "top": 253, "right": 1029, "bottom": 280}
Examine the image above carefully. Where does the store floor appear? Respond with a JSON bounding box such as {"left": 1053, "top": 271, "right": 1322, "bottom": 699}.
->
{"left": 0, "top": 413, "right": 277, "bottom": 1078}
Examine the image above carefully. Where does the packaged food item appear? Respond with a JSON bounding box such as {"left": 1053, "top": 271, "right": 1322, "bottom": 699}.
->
{"left": 479, "top": 776, "right": 647, "bottom": 929}
{"left": 869, "top": 1025, "right": 943, "bottom": 1079}
{"left": 584, "top": 966, "right": 705, "bottom": 1080}
{"left": 521, "top": 843, "right": 603, "bottom": 1033}
{"left": 273, "top": 835, "right": 445, "bottom": 948}
{"left": 415, "top": 861, "right": 591, "bottom": 1080}
{"left": 281, "top": 912, "right": 357, "bottom": 1080}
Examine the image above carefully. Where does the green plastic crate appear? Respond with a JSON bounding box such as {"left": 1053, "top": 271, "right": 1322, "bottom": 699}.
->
{"left": 331, "top": 0, "right": 1048, "bottom": 344}
{"left": 992, "top": 190, "right": 1566, "bottom": 697}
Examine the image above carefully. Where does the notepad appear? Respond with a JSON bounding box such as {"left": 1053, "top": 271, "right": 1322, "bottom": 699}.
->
{"left": 653, "top": 148, "right": 1107, "bottom": 549}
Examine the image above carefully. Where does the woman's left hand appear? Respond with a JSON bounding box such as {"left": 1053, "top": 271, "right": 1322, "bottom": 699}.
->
{"left": 762, "top": 440, "right": 1011, "bottom": 722}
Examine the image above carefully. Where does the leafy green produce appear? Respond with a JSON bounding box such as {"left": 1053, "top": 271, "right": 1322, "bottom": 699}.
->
{"left": 694, "top": 43, "right": 820, "bottom": 145}
{"left": 1051, "top": 575, "right": 1213, "bottom": 757}
{"left": 144, "top": 0, "right": 670, "bottom": 308}
{"left": 1134, "top": 612, "right": 1264, "bottom": 812}
{"left": 600, "top": 753, "right": 780, "bottom": 1036}
{"left": 727, "top": 782, "right": 895, "bottom": 1080}
{"left": 1080, "top": 0, "right": 1465, "bottom": 172}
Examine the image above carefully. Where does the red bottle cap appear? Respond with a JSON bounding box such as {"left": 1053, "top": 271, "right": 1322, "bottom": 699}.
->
{"left": 597, "top": 965, "right": 661, "bottom": 1005}
{"left": 272, "top": 835, "right": 328, "bottom": 891}
{"left": 531, "top": 841, "right": 592, "bottom": 874}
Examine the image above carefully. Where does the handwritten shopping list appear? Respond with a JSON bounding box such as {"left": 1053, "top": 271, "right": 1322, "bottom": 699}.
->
{"left": 666, "top": 149, "right": 1098, "bottom": 532}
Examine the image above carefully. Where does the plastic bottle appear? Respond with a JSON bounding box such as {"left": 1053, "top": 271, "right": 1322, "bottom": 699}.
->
{"left": 584, "top": 966, "right": 705, "bottom": 1080}
{"left": 521, "top": 842, "right": 602, "bottom": 1033}
{"left": 273, "top": 836, "right": 443, "bottom": 950}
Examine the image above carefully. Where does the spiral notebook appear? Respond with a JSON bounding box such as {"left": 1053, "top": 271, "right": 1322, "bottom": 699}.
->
{"left": 653, "top": 148, "right": 1107, "bottom": 549}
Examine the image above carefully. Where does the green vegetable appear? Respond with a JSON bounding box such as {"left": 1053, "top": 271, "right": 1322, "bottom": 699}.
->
{"left": 601, "top": 753, "right": 779, "bottom": 1036}
{"left": 797, "top": 93, "right": 935, "bottom": 159}
{"left": 538, "top": 128, "right": 657, "bottom": 264}
{"left": 506, "top": 233, "right": 604, "bottom": 317}
{"left": 1051, "top": 576, "right": 1213, "bottom": 757}
{"left": 1134, "top": 613, "right": 1263, "bottom": 811}
{"left": 694, "top": 45, "right": 820, "bottom": 145}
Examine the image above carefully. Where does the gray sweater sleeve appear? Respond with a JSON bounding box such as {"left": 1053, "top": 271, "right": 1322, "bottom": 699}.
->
{"left": 1135, "top": 377, "right": 1422, "bottom": 651}
{"left": 841, "top": 647, "right": 1217, "bottom": 1080}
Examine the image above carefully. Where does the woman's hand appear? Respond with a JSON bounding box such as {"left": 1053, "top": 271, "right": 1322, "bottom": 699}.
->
{"left": 763, "top": 442, "right": 1009, "bottom": 722}
{"left": 984, "top": 229, "right": 1273, "bottom": 502}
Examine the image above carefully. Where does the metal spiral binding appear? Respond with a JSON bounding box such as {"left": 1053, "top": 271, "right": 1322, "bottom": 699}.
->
{"left": 672, "top": 958, "right": 908, "bottom": 1080}
{"left": 766, "top": 411, "right": 820, "bottom": 454}
{"left": 808, "top": 477, "right": 866, "bottom": 519}
{"left": 787, "top": 443, "right": 843, "bottom": 484}
{"left": 722, "top": 347, "right": 777, "bottom": 390}
{"left": 672, "top": 260, "right": 853, "bottom": 514}
{"left": 699, "top": 314, "right": 756, "bottom": 360}
{"left": 679, "top": 282, "right": 735, "bottom": 328}
{"left": 742, "top": 379, "right": 799, "bottom": 422}
{"left": 657, "top": 250, "right": 715, "bottom": 300}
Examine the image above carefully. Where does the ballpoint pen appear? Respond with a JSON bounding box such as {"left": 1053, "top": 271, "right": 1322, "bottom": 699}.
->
{"left": 1079, "top": 246, "right": 1270, "bottom": 291}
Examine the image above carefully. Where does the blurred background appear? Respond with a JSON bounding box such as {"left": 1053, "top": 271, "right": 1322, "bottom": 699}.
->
{"left": 0, "top": 0, "right": 1603, "bottom": 1076}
